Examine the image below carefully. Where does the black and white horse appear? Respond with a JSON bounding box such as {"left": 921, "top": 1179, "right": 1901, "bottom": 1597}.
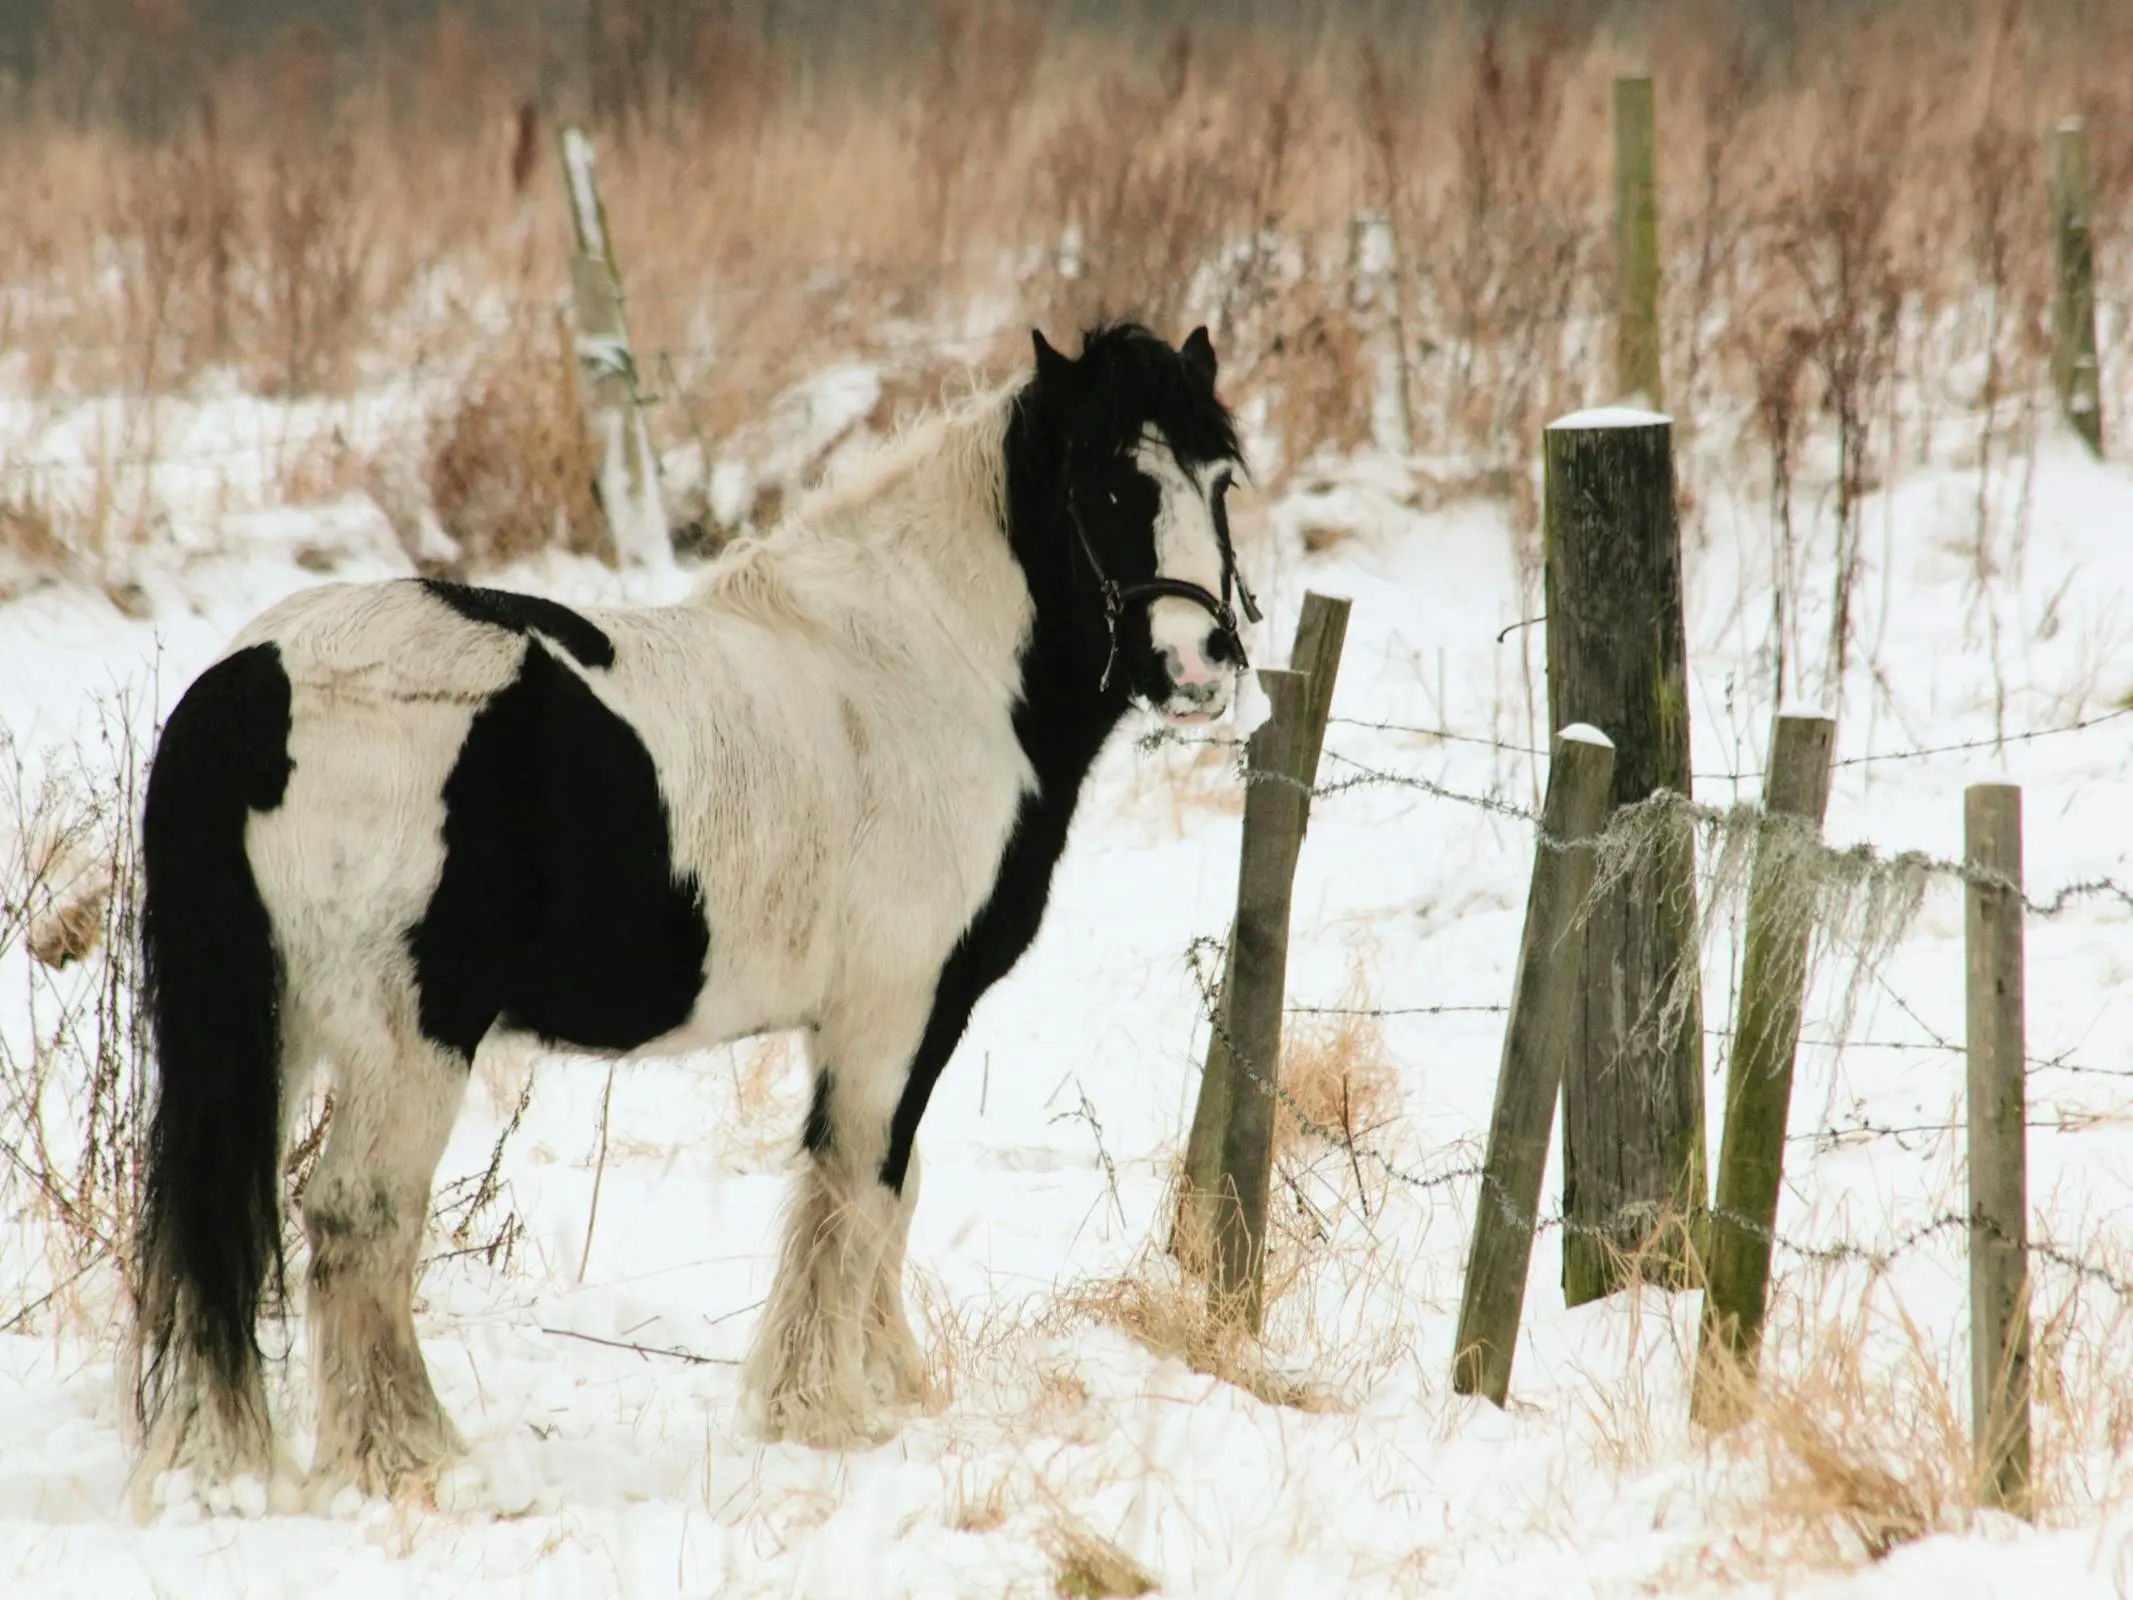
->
{"left": 129, "top": 323, "right": 1256, "bottom": 1509}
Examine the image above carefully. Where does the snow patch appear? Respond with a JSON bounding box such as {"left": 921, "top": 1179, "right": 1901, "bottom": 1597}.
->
{"left": 1547, "top": 405, "right": 1671, "bottom": 430}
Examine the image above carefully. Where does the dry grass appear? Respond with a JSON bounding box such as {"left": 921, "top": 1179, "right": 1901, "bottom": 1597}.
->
{"left": 2, "top": 0, "right": 2122, "bottom": 590}
{"left": 1042, "top": 1509, "right": 1157, "bottom": 1599}
{"left": 0, "top": 709, "right": 151, "bottom": 1344}
{"left": 0, "top": 494, "right": 68, "bottom": 599}
{"left": 1047, "top": 1250, "right": 1335, "bottom": 1413}
{"left": 1702, "top": 1282, "right": 1968, "bottom": 1567}
{"left": 1668, "top": 1242, "right": 2133, "bottom": 1583}
{"left": 1273, "top": 990, "right": 1394, "bottom": 1174}
{"left": 944, "top": 1462, "right": 1014, "bottom": 1534}
{"left": 425, "top": 322, "right": 608, "bottom": 573}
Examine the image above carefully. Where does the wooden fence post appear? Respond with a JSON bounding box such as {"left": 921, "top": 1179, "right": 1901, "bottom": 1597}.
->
{"left": 2049, "top": 118, "right": 2104, "bottom": 457}
{"left": 1453, "top": 726, "right": 1616, "bottom": 1405}
{"left": 1693, "top": 714, "right": 1838, "bottom": 1424}
{"left": 1544, "top": 408, "right": 1706, "bottom": 1305}
{"left": 1965, "top": 783, "right": 2032, "bottom": 1517}
{"left": 1613, "top": 76, "right": 1662, "bottom": 407}
{"left": 556, "top": 125, "right": 671, "bottom": 569}
{"left": 1351, "top": 213, "right": 1414, "bottom": 457}
{"left": 1209, "top": 668, "right": 1314, "bottom": 1330}
{"left": 1178, "top": 596, "right": 1350, "bottom": 1263}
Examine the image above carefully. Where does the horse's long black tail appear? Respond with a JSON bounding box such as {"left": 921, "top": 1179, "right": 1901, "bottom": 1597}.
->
{"left": 135, "top": 642, "right": 295, "bottom": 1434}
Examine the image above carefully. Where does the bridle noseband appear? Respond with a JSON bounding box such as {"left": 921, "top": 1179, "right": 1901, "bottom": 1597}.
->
{"left": 1069, "top": 486, "right": 1263, "bottom": 691}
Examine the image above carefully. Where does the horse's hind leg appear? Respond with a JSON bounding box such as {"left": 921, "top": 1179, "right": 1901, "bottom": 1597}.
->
{"left": 301, "top": 1009, "right": 467, "bottom": 1504}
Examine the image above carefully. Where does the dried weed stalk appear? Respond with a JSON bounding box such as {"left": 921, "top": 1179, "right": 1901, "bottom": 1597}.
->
{"left": 0, "top": 706, "right": 153, "bottom": 1342}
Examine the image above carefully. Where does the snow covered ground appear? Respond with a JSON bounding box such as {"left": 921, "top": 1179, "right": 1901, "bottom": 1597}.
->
{"left": 2, "top": 371, "right": 2131, "bottom": 1596}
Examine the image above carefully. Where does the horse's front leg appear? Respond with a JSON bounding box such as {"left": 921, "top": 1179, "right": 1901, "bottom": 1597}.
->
{"left": 741, "top": 991, "right": 933, "bottom": 1447}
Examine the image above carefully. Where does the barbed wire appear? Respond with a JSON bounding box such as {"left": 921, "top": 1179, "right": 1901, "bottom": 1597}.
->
{"left": 1183, "top": 935, "right": 2133, "bottom": 1300}
{"left": 1321, "top": 701, "right": 2133, "bottom": 787}
{"left": 1143, "top": 718, "right": 2133, "bottom": 942}
{"left": 1830, "top": 705, "right": 2133, "bottom": 771}
{"left": 1289, "top": 1001, "right": 1507, "bottom": 1018}
{"left": 1273, "top": 987, "right": 2133, "bottom": 1084}
{"left": 1263, "top": 745, "right": 2133, "bottom": 924}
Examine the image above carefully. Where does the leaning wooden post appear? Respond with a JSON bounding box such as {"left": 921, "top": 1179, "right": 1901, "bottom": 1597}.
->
{"left": 1178, "top": 596, "right": 1349, "bottom": 1263}
{"left": 1544, "top": 408, "right": 1706, "bottom": 1306}
{"left": 1965, "top": 783, "right": 2032, "bottom": 1517}
{"left": 1209, "top": 668, "right": 1313, "bottom": 1330}
{"left": 2049, "top": 119, "right": 2104, "bottom": 457}
{"left": 1693, "top": 714, "right": 1837, "bottom": 1425}
{"left": 1453, "top": 726, "right": 1615, "bottom": 1405}
{"left": 1613, "top": 75, "right": 1662, "bottom": 407}
{"left": 556, "top": 124, "right": 671, "bottom": 569}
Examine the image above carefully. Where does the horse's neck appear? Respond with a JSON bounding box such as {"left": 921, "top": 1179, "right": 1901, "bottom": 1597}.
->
{"left": 702, "top": 418, "right": 1029, "bottom": 701}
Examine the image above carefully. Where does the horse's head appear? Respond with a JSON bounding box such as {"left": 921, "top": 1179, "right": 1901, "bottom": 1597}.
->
{"left": 1029, "top": 323, "right": 1256, "bottom": 725}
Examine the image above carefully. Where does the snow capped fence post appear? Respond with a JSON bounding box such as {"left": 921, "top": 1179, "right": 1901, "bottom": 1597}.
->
{"left": 2049, "top": 119, "right": 2104, "bottom": 457}
{"left": 1543, "top": 407, "right": 1706, "bottom": 1306}
{"left": 1209, "top": 668, "right": 1313, "bottom": 1331}
{"left": 556, "top": 125, "right": 672, "bottom": 569}
{"left": 1176, "top": 595, "right": 1349, "bottom": 1267}
{"left": 1964, "top": 784, "right": 2033, "bottom": 1517}
{"left": 1693, "top": 713, "right": 1837, "bottom": 1425}
{"left": 1452, "top": 725, "right": 1615, "bottom": 1407}
{"left": 1612, "top": 76, "right": 1662, "bottom": 407}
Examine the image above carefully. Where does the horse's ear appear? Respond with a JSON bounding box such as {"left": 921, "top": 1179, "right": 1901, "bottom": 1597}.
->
{"left": 1180, "top": 325, "right": 1218, "bottom": 387}
{"left": 1031, "top": 328, "right": 1074, "bottom": 387}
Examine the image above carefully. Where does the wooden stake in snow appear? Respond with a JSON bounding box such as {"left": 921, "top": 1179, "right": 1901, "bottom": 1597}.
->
{"left": 557, "top": 125, "right": 671, "bottom": 569}
{"left": 1544, "top": 407, "right": 1705, "bottom": 1306}
{"left": 1178, "top": 595, "right": 1348, "bottom": 1267}
{"left": 1695, "top": 713, "right": 1836, "bottom": 1423}
{"left": 1612, "top": 76, "right": 1662, "bottom": 407}
{"left": 2050, "top": 119, "right": 2104, "bottom": 457}
{"left": 1965, "top": 783, "right": 2032, "bottom": 1517}
{"left": 1209, "top": 668, "right": 1314, "bottom": 1331}
{"left": 1453, "top": 725, "right": 1614, "bottom": 1406}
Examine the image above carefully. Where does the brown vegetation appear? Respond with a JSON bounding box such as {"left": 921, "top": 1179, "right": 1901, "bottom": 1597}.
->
{"left": 1273, "top": 996, "right": 1394, "bottom": 1173}
{"left": 425, "top": 322, "right": 608, "bottom": 572}
{"left": 2, "top": 2, "right": 2125, "bottom": 576}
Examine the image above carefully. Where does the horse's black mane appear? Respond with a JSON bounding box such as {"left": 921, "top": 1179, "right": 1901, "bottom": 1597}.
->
{"left": 1052, "top": 321, "right": 1242, "bottom": 469}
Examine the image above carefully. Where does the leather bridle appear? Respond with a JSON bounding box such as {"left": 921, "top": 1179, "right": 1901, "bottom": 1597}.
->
{"left": 1068, "top": 475, "right": 1263, "bottom": 691}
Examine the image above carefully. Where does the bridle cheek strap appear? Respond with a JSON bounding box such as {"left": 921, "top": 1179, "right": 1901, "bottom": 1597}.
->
{"left": 1070, "top": 498, "right": 1257, "bottom": 690}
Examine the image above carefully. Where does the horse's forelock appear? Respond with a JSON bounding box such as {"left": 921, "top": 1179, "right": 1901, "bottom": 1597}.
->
{"left": 1067, "top": 322, "right": 1242, "bottom": 471}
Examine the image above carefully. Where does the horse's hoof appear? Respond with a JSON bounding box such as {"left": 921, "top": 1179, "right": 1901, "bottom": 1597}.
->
{"left": 306, "top": 1441, "right": 456, "bottom": 1515}
{"left": 751, "top": 1392, "right": 897, "bottom": 1450}
{"left": 137, "top": 1464, "right": 295, "bottom": 1523}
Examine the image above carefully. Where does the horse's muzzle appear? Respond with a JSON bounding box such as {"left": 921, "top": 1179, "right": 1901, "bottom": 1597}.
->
{"left": 1157, "top": 665, "right": 1237, "bottom": 725}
